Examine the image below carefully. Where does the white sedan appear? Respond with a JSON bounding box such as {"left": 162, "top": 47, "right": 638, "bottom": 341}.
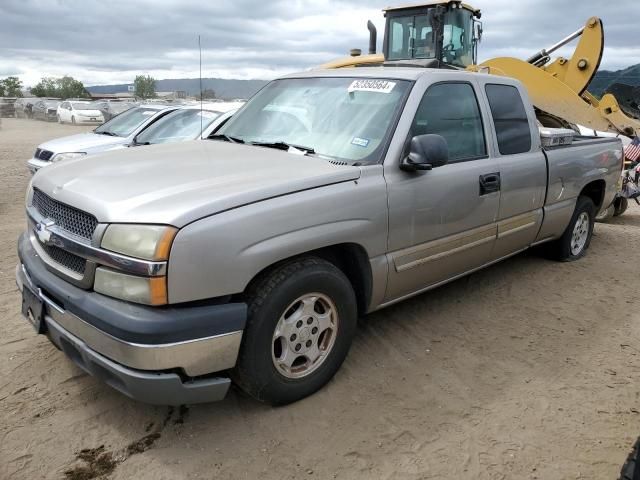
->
{"left": 57, "top": 101, "right": 104, "bottom": 125}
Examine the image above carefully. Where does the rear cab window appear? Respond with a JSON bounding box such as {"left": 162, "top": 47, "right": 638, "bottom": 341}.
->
{"left": 485, "top": 84, "right": 532, "bottom": 155}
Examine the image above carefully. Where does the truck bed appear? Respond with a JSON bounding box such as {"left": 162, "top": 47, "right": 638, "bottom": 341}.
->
{"left": 535, "top": 135, "right": 622, "bottom": 242}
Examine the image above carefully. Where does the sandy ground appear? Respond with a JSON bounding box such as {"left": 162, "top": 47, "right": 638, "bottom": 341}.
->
{"left": 1, "top": 117, "right": 640, "bottom": 480}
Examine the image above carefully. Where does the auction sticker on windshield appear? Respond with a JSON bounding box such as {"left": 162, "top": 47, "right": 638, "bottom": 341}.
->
{"left": 348, "top": 80, "right": 396, "bottom": 94}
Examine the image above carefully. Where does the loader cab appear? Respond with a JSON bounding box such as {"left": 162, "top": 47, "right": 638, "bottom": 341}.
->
{"left": 382, "top": 1, "right": 482, "bottom": 69}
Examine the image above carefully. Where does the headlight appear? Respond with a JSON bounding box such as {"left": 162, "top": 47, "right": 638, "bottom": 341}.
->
{"left": 51, "top": 152, "right": 86, "bottom": 163}
{"left": 94, "top": 268, "right": 167, "bottom": 305}
{"left": 101, "top": 224, "right": 177, "bottom": 261}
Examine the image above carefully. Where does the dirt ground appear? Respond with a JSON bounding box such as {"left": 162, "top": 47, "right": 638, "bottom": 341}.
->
{"left": 1, "top": 117, "right": 640, "bottom": 480}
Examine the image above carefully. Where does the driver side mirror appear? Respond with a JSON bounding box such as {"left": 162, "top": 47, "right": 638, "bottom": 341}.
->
{"left": 401, "top": 134, "right": 449, "bottom": 172}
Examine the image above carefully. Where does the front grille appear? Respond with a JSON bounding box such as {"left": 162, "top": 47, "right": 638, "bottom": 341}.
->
{"left": 41, "top": 243, "right": 86, "bottom": 274}
{"left": 34, "top": 148, "right": 54, "bottom": 161}
{"left": 32, "top": 189, "right": 98, "bottom": 240}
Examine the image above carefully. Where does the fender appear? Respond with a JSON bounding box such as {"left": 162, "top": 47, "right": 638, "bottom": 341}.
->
{"left": 167, "top": 166, "right": 389, "bottom": 304}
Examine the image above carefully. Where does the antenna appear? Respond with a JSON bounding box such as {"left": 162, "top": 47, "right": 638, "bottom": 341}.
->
{"left": 199, "top": 34, "right": 203, "bottom": 139}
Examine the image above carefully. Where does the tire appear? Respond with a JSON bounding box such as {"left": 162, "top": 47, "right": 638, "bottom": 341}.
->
{"left": 596, "top": 204, "right": 615, "bottom": 223}
{"left": 619, "top": 438, "right": 640, "bottom": 480}
{"left": 547, "top": 196, "right": 596, "bottom": 261}
{"left": 614, "top": 197, "right": 629, "bottom": 217}
{"left": 232, "top": 257, "right": 357, "bottom": 405}
{"left": 71, "top": 116, "right": 76, "bottom": 125}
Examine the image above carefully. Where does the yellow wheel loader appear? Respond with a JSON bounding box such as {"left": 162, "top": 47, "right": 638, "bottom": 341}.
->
{"left": 321, "top": 0, "right": 640, "bottom": 138}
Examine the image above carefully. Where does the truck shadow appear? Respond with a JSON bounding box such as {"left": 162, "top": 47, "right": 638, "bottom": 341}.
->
{"left": 57, "top": 224, "right": 636, "bottom": 479}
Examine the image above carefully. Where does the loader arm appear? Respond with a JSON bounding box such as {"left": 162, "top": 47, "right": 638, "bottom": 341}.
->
{"left": 543, "top": 17, "right": 604, "bottom": 97}
{"left": 474, "top": 16, "right": 640, "bottom": 137}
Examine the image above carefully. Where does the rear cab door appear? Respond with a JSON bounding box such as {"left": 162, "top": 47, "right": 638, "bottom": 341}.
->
{"left": 474, "top": 77, "right": 547, "bottom": 259}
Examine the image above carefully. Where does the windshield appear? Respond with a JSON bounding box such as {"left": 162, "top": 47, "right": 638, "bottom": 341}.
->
{"left": 387, "top": 9, "right": 474, "bottom": 67}
{"left": 71, "top": 102, "right": 97, "bottom": 110}
{"left": 135, "top": 108, "right": 223, "bottom": 144}
{"left": 95, "top": 107, "right": 161, "bottom": 137}
{"left": 217, "top": 77, "right": 411, "bottom": 164}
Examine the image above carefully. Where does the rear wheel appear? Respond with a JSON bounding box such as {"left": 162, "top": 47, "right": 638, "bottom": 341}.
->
{"left": 547, "top": 196, "right": 596, "bottom": 261}
{"left": 232, "top": 257, "right": 357, "bottom": 405}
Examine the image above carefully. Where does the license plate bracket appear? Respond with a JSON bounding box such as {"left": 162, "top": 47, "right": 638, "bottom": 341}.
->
{"left": 21, "top": 285, "right": 45, "bottom": 333}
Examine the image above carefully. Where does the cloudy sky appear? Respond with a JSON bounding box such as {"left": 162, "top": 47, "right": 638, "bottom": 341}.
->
{"left": 0, "top": 0, "right": 638, "bottom": 87}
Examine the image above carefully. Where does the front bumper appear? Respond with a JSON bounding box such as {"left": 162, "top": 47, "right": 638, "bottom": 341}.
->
{"left": 16, "top": 234, "right": 247, "bottom": 405}
{"left": 74, "top": 116, "right": 104, "bottom": 124}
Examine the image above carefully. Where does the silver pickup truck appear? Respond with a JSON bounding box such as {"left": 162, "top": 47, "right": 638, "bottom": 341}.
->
{"left": 16, "top": 67, "right": 623, "bottom": 406}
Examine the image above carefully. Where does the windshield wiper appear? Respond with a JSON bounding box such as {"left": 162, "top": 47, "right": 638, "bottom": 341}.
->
{"left": 96, "top": 130, "right": 118, "bottom": 136}
{"left": 250, "top": 141, "right": 315, "bottom": 155}
{"left": 209, "top": 134, "right": 245, "bottom": 144}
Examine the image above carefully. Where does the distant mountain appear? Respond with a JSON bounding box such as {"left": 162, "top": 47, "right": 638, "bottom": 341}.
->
{"left": 87, "top": 77, "right": 269, "bottom": 100}
{"left": 590, "top": 64, "right": 640, "bottom": 96}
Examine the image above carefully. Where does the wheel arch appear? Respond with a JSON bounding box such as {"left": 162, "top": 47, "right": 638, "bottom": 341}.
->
{"left": 243, "top": 243, "right": 373, "bottom": 316}
{"left": 579, "top": 179, "right": 606, "bottom": 209}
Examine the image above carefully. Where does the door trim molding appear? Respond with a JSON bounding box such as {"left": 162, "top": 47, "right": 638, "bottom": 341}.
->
{"left": 391, "top": 224, "right": 497, "bottom": 273}
{"left": 390, "top": 211, "right": 539, "bottom": 273}
{"left": 496, "top": 212, "right": 538, "bottom": 239}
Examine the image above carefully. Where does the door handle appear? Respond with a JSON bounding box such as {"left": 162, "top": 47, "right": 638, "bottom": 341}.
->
{"left": 479, "top": 172, "right": 501, "bottom": 195}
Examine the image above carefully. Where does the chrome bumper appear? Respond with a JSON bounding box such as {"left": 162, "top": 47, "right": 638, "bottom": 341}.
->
{"left": 16, "top": 263, "right": 242, "bottom": 379}
{"left": 45, "top": 313, "right": 232, "bottom": 405}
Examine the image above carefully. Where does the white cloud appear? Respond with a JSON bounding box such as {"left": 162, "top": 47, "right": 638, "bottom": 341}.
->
{"left": 0, "top": 0, "right": 637, "bottom": 88}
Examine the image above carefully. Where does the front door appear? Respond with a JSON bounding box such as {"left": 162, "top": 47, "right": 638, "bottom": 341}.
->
{"left": 384, "top": 81, "right": 501, "bottom": 302}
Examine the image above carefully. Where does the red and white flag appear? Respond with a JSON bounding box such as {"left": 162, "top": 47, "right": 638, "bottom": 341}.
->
{"left": 625, "top": 136, "right": 640, "bottom": 162}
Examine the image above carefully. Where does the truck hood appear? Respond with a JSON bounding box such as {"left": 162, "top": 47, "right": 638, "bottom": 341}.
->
{"left": 32, "top": 141, "right": 361, "bottom": 227}
{"left": 37, "top": 132, "right": 127, "bottom": 154}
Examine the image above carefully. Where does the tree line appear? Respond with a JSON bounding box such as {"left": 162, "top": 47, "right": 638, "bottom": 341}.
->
{"left": 1, "top": 74, "right": 215, "bottom": 100}
{"left": 0, "top": 77, "right": 24, "bottom": 97}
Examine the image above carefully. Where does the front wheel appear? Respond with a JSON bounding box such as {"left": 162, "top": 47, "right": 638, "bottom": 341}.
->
{"left": 548, "top": 196, "right": 596, "bottom": 261}
{"left": 71, "top": 116, "right": 76, "bottom": 125}
{"left": 232, "top": 257, "right": 357, "bottom": 405}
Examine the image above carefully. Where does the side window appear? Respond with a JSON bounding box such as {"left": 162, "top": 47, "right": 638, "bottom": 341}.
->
{"left": 485, "top": 84, "right": 532, "bottom": 155}
{"left": 410, "top": 82, "right": 486, "bottom": 162}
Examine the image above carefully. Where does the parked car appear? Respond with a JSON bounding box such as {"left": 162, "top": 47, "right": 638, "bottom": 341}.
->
{"left": 21, "top": 97, "right": 48, "bottom": 119}
{"left": 132, "top": 102, "right": 243, "bottom": 145}
{"left": 27, "top": 104, "right": 179, "bottom": 173}
{"left": 16, "top": 68, "right": 623, "bottom": 406}
{"left": 57, "top": 101, "right": 104, "bottom": 125}
{"left": 32, "top": 100, "right": 61, "bottom": 121}
{"left": 13, "top": 98, "right": 37, "bottom": 118}
{"left": 94, "top": 101, "right": 137, "bottom": 122}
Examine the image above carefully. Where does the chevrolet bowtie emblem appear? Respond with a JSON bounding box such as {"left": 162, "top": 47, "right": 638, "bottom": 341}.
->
{"left": 35, "top": 219, "right": 55, "bottom": 245}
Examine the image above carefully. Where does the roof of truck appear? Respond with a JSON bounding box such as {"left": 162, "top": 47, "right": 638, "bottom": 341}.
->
{"left": 285, "top": 66, "right": 513, "bottom": 85}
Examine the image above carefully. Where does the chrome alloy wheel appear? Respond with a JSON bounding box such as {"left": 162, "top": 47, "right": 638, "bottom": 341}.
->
{"left": 271, "top": 293, "right": 339, "bottom": 379}
{"left": 571, "top": 211, "right": 590, "bottom": 256}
